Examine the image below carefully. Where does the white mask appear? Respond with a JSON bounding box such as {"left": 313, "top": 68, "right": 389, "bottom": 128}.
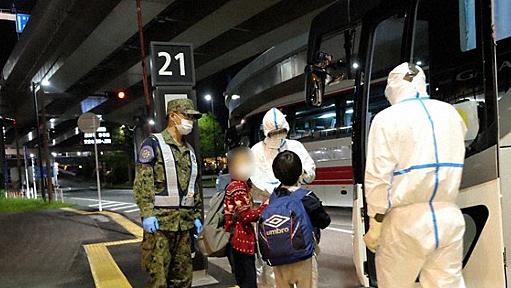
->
{"left": 176, "top": 118, "right": 194, "bottom": 135}
{"left": 265, "top": 132, "right": 287, "bottom": 149}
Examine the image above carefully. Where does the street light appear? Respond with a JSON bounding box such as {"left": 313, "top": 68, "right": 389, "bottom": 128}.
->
{"left": 41, "top": 79, "right": 50, "bottom": 87}
{"left": 204, "top": 94, "right": 214, "bottom": 114}
{"left": 148, "top": 119, "right": 155, "bottom": 126}
{"left": 232, "top": 94, "right": 241, "bottom": 100}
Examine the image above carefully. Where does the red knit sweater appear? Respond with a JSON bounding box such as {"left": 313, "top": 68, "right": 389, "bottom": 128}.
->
{"left": 224, "top": 180, "right": 267, "bottom": 255}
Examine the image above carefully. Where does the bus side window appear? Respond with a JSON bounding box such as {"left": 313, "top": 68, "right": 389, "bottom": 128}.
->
{"left": 290, "top": 99, "right": 343, "bottom": 141}
{"left": 318, "top": 26, "right": 361, "bottom": 82}
{"left": 495, "top": 0, "right": 511, "bottom": 141}
{"left": 459, "top": 0, "right": 476, "bottom": 52}
{"left": 495, "top": 0, "right": 511, "bottom": 41}
{"left": 411, "top": 0, "right": 498, "bottom": 156}
{"left": 366, "top": 15, "right": 406, "bottom": 121}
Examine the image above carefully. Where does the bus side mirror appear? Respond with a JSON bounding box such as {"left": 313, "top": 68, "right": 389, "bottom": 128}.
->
{"left": 305, "top": 64, "right": 326, "bottom": 107}
{"left": 305, "top": 51, "right": 348, "bottom": 107}
{"left": 327, "top": 61, "right": 348, "bottom": 83}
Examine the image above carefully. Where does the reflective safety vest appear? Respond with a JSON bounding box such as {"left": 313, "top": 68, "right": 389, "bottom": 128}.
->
{"left": 152, "top": 133, "right": 198, "bottom": 208}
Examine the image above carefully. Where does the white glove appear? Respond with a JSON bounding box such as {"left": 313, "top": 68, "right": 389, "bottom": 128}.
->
{"left": 299, "top": 170, "right": 307, "bottom": 184}
{"left": 363, "top": 217, "right": 383, "bottom": 253}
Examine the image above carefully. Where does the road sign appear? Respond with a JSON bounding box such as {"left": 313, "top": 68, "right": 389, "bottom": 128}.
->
{"left": 15, "top": 13, "right": 30, "bottom": 33}
{"left": 77, "top": 112, "right": 103, "bottom": 211}
{"left": 77, "top": 113, "right": 100, "bottom": 134}
{"left": 149, "top": 42, "right": 195, "bottom": 87}
{"left": 83, "top": 127, "right": 112, "bottom": 145}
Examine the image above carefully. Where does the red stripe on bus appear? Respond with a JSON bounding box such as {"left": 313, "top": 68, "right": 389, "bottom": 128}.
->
{"left": 315, "top": 166, "right": 353, "bottom": 181}
{"left": 310, "top": 180, "right": 353, "bottom": 185}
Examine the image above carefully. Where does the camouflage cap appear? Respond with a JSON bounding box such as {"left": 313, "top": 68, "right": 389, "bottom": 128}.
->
{"left": 167, "top": 98, "right": 202, "bottom": 118}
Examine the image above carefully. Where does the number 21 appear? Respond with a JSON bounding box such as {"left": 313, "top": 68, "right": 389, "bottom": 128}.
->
{"left": 158, "top": 52, "right": 186, "bottom": 76}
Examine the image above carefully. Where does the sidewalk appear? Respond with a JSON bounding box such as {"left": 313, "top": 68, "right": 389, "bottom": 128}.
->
{"left": 0, "top": 207, "right": 235, "bottom": 288}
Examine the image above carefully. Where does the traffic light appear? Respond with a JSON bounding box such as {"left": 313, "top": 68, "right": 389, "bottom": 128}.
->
{"left": 117, "top": 91, "right": 126, "bottom": 99}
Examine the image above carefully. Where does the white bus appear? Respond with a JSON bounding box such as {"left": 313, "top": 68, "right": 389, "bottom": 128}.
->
{"left": 304, "top": 0, "right": 511, "bottom": 287}
{"left": 225, "top": 35, "right": 360, "bottom": 207}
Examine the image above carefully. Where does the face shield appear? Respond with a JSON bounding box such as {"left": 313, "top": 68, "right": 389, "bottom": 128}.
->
{"left": 265, "top": 129, "right": 288, "bottom": 149}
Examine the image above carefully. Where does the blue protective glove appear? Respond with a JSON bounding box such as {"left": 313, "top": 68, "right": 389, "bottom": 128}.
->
{"left": 194, "top": 219, "right": 203, "bottom": 236}
{"left": 143, "top": 216, "right": 159, "bottom": 234}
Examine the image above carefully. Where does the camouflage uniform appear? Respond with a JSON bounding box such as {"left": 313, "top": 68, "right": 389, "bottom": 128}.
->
{"left": 133, "top": 99, "right": 202, "bottom": 288}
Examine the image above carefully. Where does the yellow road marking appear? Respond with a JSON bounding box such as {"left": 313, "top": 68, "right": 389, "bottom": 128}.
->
{"left": 61, "top": 207, "right": 91, "bottom": 215}
{"left": 62, "top": 207, "right": 143, "bottom": 288}
{"left": 103, "top": 238, "right": 142, "bottom": 247}
{"left": 61, "top": 208, "right": 143, "bottom": 239}
{"left": 84, "top": 243, "right": 132, "bottom": 288}
{"left": 101, "top": 211, "right": 143, "bottom": 239}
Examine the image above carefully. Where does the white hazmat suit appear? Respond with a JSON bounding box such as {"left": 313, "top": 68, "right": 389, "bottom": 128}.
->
{"left": 251, "top": 107, "right": 317, "bottom": 288}
{"left": 364, "top": 63, "right": 467, "bottom": 288}
{"left": 251, "top": 107, "right": 316, "bottom": 194}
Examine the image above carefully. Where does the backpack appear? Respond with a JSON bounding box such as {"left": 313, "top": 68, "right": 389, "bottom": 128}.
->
{"left": 197, "top": 191, "right": 230, "bottom": 257}
{"left": 257, "top": 188, "right": 314, "bottom": 266}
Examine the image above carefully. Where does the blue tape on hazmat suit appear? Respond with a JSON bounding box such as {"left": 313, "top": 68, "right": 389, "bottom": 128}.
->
{"left": 251, "top": 108, "right": 316, "bottom": 194}
{"left": 364, "top": 63, "right": 467, "bottom": 287}
{"left": 250, "top": 107, "right": 318, "bottom": 288}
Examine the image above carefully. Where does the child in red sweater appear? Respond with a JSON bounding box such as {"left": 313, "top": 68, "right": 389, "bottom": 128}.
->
{"left": 224, "top": 147, "right": 268, "bottom": 288}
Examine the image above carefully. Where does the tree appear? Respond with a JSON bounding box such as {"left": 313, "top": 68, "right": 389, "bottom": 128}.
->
{"left": 106, "top": 125, "right": 135, "bottom": 184}
{"left": 198, "top": 113, "right": 224, "bottom": 157}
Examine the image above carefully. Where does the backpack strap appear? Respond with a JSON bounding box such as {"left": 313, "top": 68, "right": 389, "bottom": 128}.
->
{"left": 292, "top": 188, "right": 311, "bottom": 201}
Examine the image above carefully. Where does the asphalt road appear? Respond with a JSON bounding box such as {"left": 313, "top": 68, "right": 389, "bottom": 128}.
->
{"left": 59, "top": 181, "right": 359, "bottom": 287}
{"left": 0, "top": 209, "right": 136, "bottom": 288}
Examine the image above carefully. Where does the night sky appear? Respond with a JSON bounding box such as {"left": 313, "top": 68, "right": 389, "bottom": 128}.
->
{"left": 0, "top": 20, "right": 17, "bottom": 69}
{"left": 195, "top": 55, "right": 258, "bottom": 129}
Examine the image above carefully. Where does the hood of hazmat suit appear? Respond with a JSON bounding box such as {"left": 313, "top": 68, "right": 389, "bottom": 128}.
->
{"left": 384, "top": 63, "right": 428, "bottom": 105}
{"left": 250, "top": 108, "right": 316, "bottom": 195}
{"left": 262, "top": 107, "right": 290, "bottom": 137}
{"left": 364, "top": 63, "right": 468, "bottom": 287}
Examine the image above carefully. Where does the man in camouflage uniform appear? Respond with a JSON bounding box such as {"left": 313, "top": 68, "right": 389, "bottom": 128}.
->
{"left": 133, "top": 98, "right": 203, "bottom": 288}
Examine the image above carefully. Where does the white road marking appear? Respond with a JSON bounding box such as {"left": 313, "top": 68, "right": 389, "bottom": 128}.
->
{"left": 68, "top": 196, "right": 139, "bottom": 213}
{"left": 87, "top": 201, "right": 117, "bottom": 207}
{"left": 124, "top": 208, "right": 140, "bottom": 213}
{"left": 99, "top": 202, "right": 134, "bottom": 209}
{"left": 69, "top": 197, "right": 112, "bottom": 202}
{"left": 110, "top": 204, "right": 138, "bottom": 211}
{"left": 326, "top": 227, "right": 353, "bottom": 234}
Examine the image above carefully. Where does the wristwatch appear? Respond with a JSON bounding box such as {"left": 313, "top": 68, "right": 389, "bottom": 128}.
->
{"left": 374, "top": 213, "right": 385, "bottom": 223}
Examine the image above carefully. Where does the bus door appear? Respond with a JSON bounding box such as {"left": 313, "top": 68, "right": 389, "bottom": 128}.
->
{"left": 409, "top": 0, "right": 506, "bottom": 286}
{"left": 495, "top": 0, "right": 511, "bottom": 284}
{"left": 354, "top": 0, "right": 507, "bottom": 286}
{"left": 351, "top": 4, "right": 411, "bottom": 286}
